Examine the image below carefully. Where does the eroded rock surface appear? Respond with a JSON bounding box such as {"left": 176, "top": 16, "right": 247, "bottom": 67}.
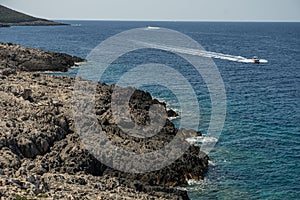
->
{"left": 0, "top": 69, "right": 208, "bottom": 199}
{"left": 0, "top": 42, "right": 85, "bottom": 72}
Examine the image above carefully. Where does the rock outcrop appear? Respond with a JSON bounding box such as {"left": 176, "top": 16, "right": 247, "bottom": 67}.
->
{"left": 0, "top": 42, "right": 85, "bottom": 72}
{"left": 0, "top": 69, "right": 209, "bottom": 199}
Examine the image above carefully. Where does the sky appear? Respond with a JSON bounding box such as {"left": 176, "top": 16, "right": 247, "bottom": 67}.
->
{"left": 1, "top": 0, "right": 300, "bottom": 22}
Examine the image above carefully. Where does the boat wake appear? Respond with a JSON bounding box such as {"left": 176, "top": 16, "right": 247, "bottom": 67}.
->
{"left": 136, "top": 41, "right": 268, "bottom": 64}
{"left": 71, "top": 24, "right": 82, "bottom": 27}
{"left": 145, "top": 26, "right": 161, "bottom": 30}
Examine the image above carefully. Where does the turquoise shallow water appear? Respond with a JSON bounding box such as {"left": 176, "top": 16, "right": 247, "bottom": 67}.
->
{"left": 1, "top": 21, "right": 299, "bottom": 199}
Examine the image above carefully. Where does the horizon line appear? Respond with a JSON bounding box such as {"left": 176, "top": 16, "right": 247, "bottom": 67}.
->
{"left": 50, "top": 19, "right": 300, "bottom": 23}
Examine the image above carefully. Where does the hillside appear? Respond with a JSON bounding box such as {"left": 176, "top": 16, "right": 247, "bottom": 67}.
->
{"left": 0, "top": 5, "right": 66, "bottom": 26}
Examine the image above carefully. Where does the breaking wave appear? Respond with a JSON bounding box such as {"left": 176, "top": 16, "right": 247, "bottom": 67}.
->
{"left": 186, "top": 136, "right": 218, "bottom": 146}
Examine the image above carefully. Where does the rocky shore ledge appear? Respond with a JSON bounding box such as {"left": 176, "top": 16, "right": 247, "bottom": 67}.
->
{"left": 0, "top": 44, "right": 209, "bottom": 199}
{"left": 0, "top": 42, "right": 84, "bottom": 72}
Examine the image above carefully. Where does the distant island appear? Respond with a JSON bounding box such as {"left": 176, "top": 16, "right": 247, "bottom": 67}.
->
{"left": 0, "top": 5, "right": 67, "bottom": 27}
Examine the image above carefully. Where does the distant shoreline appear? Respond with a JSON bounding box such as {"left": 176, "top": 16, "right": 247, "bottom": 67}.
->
{"left": 47, "top": 19, "right": 300, "bottom": 23}
{"left": 0, "top": 20, "right": 68, "bottom": 27}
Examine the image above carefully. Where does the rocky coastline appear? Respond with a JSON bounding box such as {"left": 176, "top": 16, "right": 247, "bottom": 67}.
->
{"left": 0, "top": 42, "right": 85, "bottom": 72}
{"left": 0, "top": 24, "right": 10, "bottom": 28}
{"left": 0, "top": 43, "right": 209, "bottom": 199}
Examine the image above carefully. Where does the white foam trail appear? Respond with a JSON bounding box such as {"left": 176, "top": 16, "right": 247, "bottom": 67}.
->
{"left": 208, "top": 160, "right": 216, "bottom": 167}
{"left": 187, "top": 179, "right": 204, "bottom": 185}
{"left": 137, "top": 41, "right": 268, "bottom": 64}
{"left": 146, "top": 26, "right": 160, "bottom": 30}
{"left": 177, "top": 178, "right": 212, "bottom": 191}
{"left": 168, "top": 116, "right": 180, "bottom": 120}
{"left": 186, "top": 136, "right": 218, "bottom": 145}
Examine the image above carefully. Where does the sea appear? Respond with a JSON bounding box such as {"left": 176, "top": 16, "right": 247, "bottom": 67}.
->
{"left": 1, "top": 21, "right": 299, "bottom": 199}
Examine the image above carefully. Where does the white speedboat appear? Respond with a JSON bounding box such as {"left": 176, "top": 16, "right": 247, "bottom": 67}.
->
{"left": 252, "top": 56, "right": 260, "bottom": 64}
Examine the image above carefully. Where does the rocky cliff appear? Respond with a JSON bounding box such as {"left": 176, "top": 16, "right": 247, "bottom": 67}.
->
{"left": 0, "top": 43, "right": 209, "bottom": 199}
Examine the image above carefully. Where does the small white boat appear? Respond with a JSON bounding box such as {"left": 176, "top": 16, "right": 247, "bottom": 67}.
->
{"left": 252, "top": 56, "right": 260, "bottom": 64}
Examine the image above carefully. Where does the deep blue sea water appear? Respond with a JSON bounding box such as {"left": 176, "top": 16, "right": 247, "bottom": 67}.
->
{"left": 1, "top": 21, "right": 299, "bottom": 199}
